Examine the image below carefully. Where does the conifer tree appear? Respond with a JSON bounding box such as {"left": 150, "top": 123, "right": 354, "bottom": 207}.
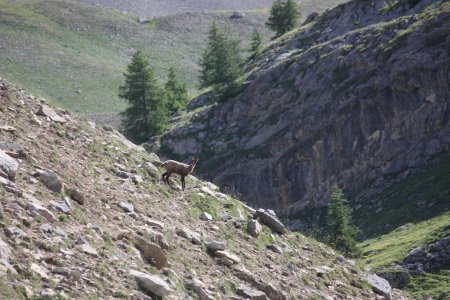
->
{"left": 266, "top": 0, "right": 300, "bottom": 37}
{"left": 250, "top": 28, "right": 262, "bottom": 57}
{"left": 119, "top": 51, "right": 167, "bottom": 144}
{"left": 326, "top": 186, "right": 360, "bottom": 257}
{"left": 165, "top": 67, "right": 188, "bottom": 115}
{"left": 199, "top": 23, "right": 244, "bottom": 99}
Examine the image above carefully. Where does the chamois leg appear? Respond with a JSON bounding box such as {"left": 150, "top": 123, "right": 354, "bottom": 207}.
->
{"left": 181, "top": 176, "right": 186, "bottom": 191}
{"left": 162, "top": 172, "right": 169, "bottom": 185}
{"left": 166, "top": 173, "right": 174, "bottom": 189}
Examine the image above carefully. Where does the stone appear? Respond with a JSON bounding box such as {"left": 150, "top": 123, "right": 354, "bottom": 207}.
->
{"left": 52, "top": 267, "right": 82, "bottom": 282}
{"left": 0, "top": 202, "right": 3, "bottom": 220}
{"left": 142, "top": 216, "right": 164, "bottom": 229}
{"left": 0, "top": 149, "right": 19, "bottom": 180}
{"left": 36, "top": 104, "right": 66, "bottom": 123}
{"left": 377, "top": 268, "right": 411, "bottom": 288}
{"left": 40, "top": 170, "right": 64, "bottom": 193}
{"left": 141, "top": 162, "right": 160, "bottom": 178}
{"left": 0, "top": 141, "right": 25, "bottom": 157}
{"left": 129, "top": 270, "right": 171, "bottom": 297}
{"left": 0, "top": 125, "right": 16, "bottom": 132}
{"left": 236, "top": 287, "right": 268, "bottom": 300}
{"left": 87, "top": 121, "right": 96, "bottom": 129}
{"left": 230, "top": 11, "right": 245, "bottom": 19}
{"left": 149, "top": 230, "right": 169, "bottom": 250}
{"left": 0, "top": 258, "right": 17, "bottom": 275}
{"left": 233, "top": 267, "right": 287, "bottom": 300}
{"left": 248, "top": 219, "right": 263, "bottom": 237}
{"left": 30, "top": 263, "right": 49, "bottom": 279}
{"left": 4, "top": 226, "right": 25, "bottom": 239}
{"left": 337, "top": 255, "right": 356, "bottom": 266}
{"left": 81, "top": 243, "right": 98, "bottom": 257}
{"left": 365, "top": 274, "right": 391, "bottom": 300}
{"left": 118, "top": 202, "right": 134, "bottom": 213}
{"left": 186, "top": 278, "right": 214, "bottom": 300}
{"left": 254, "top": 209, "right": 287, "bottom": 235}
{"left": 24, "top": 193, "right": 57, "bottom": 222}
{"left": 40, "top": 288, "right": 57, "bottom": 298}
{"left": 200, "top": 211, "right": 213, "bottom": 221}
{"left": 215, "top": 250, "right": 241, "bottom": 264}
{"left": 131, "top": 174, "right": 143, "bottom": 184}
{"left": 50, "top": 200, "right": 70, "bottom": 214}
{"left": 205, "top": 240, "right": 226, "bottom": 251}
{"left": 176, "top": 227, "right": 202, "bottom": 245}
{"left": 267, "top": 244, "right": 283, "bottom": 254}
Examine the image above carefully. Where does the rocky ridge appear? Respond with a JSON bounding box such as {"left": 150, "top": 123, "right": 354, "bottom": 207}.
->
{"left": 158, "top": 0, "right": 450, "bottom": 213}
{"left": 0, "top": 80, "right": 409, "bottom": 299}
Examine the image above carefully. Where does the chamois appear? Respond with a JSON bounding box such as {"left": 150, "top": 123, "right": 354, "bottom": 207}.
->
{"left": 160, "top": 156, "right": 199, "bottom": 191}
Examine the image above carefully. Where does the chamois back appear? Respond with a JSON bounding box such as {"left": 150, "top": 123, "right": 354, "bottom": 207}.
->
{"left": 161, "top": 160, "right": 191, "bottom": 177}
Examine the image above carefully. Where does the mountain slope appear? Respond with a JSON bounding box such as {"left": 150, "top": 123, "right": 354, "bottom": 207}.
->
{"left": 0, "top": 0, "right": 346, "bottom": 127}
{"left": 0, "top": 79, "right": 409, "bottom": 299}
{"left": 158, "top": 0, "right": 450, "bottom": 216}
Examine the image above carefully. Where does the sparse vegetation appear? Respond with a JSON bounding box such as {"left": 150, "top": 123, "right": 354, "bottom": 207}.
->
{"left": 199, "top": 23, "right": 244, "bottom": 101}
{"left": 119, "top": 51, "right": 168, "bottom": 144}
{"left": 266, "top": 0, "right": 300, "bottom": 37}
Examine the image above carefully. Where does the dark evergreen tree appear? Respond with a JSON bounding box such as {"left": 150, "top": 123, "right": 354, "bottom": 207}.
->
{"left": 266, "top": 0, "right": 300, "bottom": 37}
{"left": 250, "top": 28, "right": 262, "bottom": 57}
{"left": 165, "top": 67, "right": 188, "bottom": 115}
{"left": 199, "top": 23, "right": 244, "bottom": 99}
{"left": 119, "top": 51, "right": 167, "bottom": 144}
{"left": 326, "top": 186, "right": 360, "bottom": 257}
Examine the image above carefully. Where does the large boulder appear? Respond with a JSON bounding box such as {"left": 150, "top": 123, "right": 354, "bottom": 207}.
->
{"left": 36, "top": 104, "right": 66, "bottom": 123}
{"left": 254, "top": 209, "right": 287, "bottom": 235}
{"left": 129, "top": 270, "right": 171, "bottom": 297}
{"left": 365, "top": 274, "right": 391, "bottom": 300}
{"left": 0, "top": 149, "right": 19, "bottom": 180}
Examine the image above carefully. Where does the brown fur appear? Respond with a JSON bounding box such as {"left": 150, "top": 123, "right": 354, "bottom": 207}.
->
{"left": 160, "top": 156, "right": 199, "bottom": 191}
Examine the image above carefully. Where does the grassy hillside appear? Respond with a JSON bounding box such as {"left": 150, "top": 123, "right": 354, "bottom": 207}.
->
{"left": 0, "top": 0, "right": 270, "bottom": 116}
{"left": 360, "top": 213, "right": 450, "bottom": 299}
{"left": 0, "top": 0, "right": 346, "bottom": 124}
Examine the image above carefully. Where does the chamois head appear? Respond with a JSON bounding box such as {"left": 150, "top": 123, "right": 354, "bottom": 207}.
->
{"left": 161, "top": 156, "right": 200, "bottom": 191}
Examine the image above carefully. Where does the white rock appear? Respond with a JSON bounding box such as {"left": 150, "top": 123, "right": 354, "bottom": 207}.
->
{"left": 129, "top": 270, "right": 171, "bottom": 297}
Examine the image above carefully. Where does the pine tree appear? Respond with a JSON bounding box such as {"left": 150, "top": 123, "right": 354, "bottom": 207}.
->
{"left": 199, "top": 23, "right": 244, "bottom": 99}
{"left": 266, "top": 0, "right": 300, "bottom": 37}
{"left": 326, "top": 186, "right": 360, "bottom": 257}
{"left": 119, "top": 51, "right": 167, "bottom": 144}
{"left": 250, "top": 28, "right": 262, "bottom": 57}
{"left": 165, "top": 67, "right": 188, "bottom": 115}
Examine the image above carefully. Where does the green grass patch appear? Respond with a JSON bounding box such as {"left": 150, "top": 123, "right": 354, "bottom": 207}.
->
{"left": 407, "top": 270, "right": 450, "bottom": 300}
{"left": 359, "top": 212, "right": 450, "bottom": 269}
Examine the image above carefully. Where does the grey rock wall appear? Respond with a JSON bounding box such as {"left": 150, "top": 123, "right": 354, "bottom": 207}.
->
{"left": 159, "top": 0, "right": 450, "bottom": 213}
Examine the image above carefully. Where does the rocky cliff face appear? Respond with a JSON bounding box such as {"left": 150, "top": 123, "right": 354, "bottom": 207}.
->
{"left": 158, "top": 0, "right": 450, "bottom": 213}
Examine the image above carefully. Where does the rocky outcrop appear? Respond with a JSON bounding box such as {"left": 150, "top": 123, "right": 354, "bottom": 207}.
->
{"left": 365, "top": 274, "right": 392, "bottom": 300}
{"left": 0, "top": 149, "right": 19, "bottom": 180}
{"left": 158, "top": 0, "right": 450, "bottom": 213}
{"left": 403, "top": 235, "right": 450, "bottom": 274}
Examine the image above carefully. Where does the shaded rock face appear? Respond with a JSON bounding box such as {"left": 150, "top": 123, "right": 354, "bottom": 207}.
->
{"left": 159, "top": 0, "right": 450, "bottom": 213}
{"left": 403, "top": 235, "right": 450, "bottom": 274}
